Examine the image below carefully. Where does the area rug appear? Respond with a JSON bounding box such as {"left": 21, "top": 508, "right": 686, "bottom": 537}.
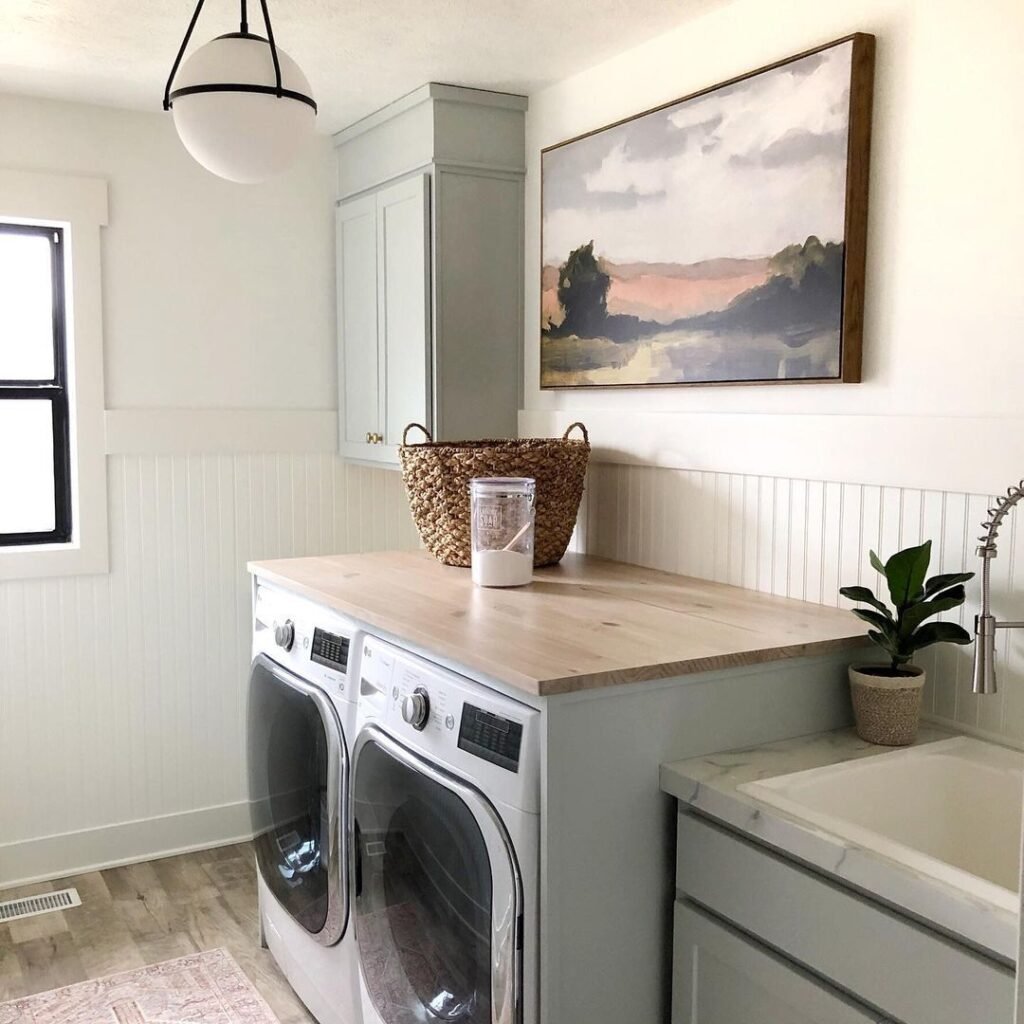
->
{"left": 0, "top": 949, "right": 279, "bottom": 1024}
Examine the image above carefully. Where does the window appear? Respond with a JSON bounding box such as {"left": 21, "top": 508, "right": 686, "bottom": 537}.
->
{"left": 0, "top": 169, "right": 107, "bottom": 579}
{"left": 0, "top": 222, "right": 72, "bottom": 546}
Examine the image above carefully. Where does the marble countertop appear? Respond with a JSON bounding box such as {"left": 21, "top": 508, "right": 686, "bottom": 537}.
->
{"left": 660, "top": 726, "right": 1017, "bottom": 961}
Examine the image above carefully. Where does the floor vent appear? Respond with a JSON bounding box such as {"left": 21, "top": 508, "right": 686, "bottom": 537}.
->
{"left": 0, "top": 887, "right": 81, "bottom": 923}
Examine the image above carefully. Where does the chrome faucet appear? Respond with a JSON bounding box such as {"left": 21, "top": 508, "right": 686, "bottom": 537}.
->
{"left": 972, "top": 479, "right": 1024, "bottom": 694}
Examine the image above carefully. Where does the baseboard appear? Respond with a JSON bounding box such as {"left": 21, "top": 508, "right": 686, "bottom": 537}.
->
{"left": 0, "top": 800, "right": 255, "bottom": 890}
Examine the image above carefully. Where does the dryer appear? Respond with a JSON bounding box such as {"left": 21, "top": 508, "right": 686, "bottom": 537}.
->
{"left": 247, "top": 582, "right": 363, "bottom": 1024}
{"left": 351, "top": 635, "right": 540, "bottom": 1024}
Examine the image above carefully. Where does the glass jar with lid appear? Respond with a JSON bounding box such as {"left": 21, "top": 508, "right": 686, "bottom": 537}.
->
{"left": 469, "top": 477, "right": 535, "bottom": 587}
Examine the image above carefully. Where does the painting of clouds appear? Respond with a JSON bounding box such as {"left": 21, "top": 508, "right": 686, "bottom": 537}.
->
{"left": 541, "top": 35, "right": 873, "bottom": 388}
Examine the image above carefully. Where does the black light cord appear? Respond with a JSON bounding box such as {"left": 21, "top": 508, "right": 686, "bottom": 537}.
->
{"left": 163, "top": 0, "right": 314, "bottom": 112}
{"left": 163, "top": 0, "right": 208, "bottom": 110}
{"left": 258, "top": 0, "right": 284, "bottom": 98}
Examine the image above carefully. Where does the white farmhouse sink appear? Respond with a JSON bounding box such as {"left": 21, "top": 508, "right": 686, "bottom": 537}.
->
{"left": 740, "top": 736, "right": 1024, "bottom": 911}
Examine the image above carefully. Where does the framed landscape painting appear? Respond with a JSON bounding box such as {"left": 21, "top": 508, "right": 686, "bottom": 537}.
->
{"left": 540, "top": 34, "right": 875, "bottom": 388}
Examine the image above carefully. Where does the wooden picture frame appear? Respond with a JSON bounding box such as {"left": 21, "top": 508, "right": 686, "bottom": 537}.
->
{"left": 540, "top": 33, "right": 875, "bottom": 389}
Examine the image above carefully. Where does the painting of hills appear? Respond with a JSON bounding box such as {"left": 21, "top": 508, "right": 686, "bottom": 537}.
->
{"left": 540, "top": 36, "right": 873, "bottom": 388}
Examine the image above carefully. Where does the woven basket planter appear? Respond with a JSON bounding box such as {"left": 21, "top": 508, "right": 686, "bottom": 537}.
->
{"left": 398, "top": 422, "right": 590, "bottom": 568}
{"left": 849, "top": 664, "right": 925, "bottom": 746}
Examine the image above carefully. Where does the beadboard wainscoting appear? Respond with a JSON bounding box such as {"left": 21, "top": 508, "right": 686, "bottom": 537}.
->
{"left": 575, "top": 463, "right": 1024, "bottom": 746}
{"left": 0, "top": 453, "right": 418, "bottom": 887}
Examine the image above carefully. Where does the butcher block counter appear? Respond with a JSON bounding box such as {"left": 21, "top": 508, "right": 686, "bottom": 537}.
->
{"left": 248, "top": 550, "right": 864, "bottom": 697}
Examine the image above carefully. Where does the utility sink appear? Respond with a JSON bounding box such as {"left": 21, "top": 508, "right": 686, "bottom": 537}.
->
{"left": 739, "top": 736, "right": 1024, "bottom": 911}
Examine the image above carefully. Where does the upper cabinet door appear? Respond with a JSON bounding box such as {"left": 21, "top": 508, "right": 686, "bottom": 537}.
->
{"left": 336, "top": 192, "right": 380, "bottom": 455}
{"left": 377, "top": 174, "right": 430, "bottom": 457}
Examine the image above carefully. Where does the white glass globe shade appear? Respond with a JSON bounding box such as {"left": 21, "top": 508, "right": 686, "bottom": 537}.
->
{"left": 171, "top": 35, "right": 316, "bottom": 184}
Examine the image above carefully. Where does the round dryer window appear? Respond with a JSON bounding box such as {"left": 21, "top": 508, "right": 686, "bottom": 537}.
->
{"left": 353, "top": 729, "right": 521, "bottom": 1024}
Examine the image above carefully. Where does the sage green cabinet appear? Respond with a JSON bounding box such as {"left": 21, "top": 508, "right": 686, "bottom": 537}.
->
{"left": 334, "top": 84, "right": 525, "bottom": 466}
{"left": 336, "top": 174, "right": 429, "bottom": 463}
{"left": 673, "top": 903, "right": 889, "bottom": 1024}
{"left": 671, "top": 810, "right": 1014, "bottom": 1024}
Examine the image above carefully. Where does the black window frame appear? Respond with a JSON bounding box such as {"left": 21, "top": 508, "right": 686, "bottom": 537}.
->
{"left": 0, "top": 221, "right": 72, "bottom": 546}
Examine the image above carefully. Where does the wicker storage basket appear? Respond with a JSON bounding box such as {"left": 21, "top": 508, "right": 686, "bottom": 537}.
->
{"left": 398, "top": 422, "right": 590, "bottom": 568}
{"left": 848, "top": 665, "right": 925, "bottom": 746}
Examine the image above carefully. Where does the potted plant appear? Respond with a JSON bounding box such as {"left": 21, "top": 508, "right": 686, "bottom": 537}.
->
{"left": 840, "top": 540, "right": 974, "bottom": 745}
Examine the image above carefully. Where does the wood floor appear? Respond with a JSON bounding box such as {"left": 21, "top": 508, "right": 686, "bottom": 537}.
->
{"left": 0, "top": 843, "right": 314, "bottom": 1023}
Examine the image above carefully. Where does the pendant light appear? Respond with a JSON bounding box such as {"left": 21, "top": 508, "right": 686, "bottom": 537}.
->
{"left": 163, "top": 0, "right": 317, "bottom": 184}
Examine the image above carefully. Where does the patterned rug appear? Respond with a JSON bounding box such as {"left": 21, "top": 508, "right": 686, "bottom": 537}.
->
{"left": 0, "top": 949, "right": 279, "bottom": 1024}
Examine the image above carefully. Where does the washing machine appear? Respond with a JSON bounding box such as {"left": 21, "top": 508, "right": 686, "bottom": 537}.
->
{"left": 247, "top": 581, "right": 364, "bottom": 1024}
{"left": 350, "top": 634, "right": 540, "bottom": 1024}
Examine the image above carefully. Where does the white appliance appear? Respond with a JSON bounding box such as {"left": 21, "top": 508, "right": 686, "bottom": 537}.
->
{"left": 247, "top": 582, "right": 363, "bottom": 1024}
{"left": 351, "top": 635, "right": 540, "bottom": 1024}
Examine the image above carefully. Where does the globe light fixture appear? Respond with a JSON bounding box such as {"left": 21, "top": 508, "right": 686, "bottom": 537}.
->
{"left": 163, "top": 0, "right": 317, "bottom": 184}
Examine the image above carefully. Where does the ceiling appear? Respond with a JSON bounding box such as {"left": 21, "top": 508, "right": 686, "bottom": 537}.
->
{"left": 0, "top": 0, "right": 724, "bottom": 133}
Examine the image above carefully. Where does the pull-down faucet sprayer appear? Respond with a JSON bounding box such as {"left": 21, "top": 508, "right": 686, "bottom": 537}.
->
{"left": 972, "top": 480, "right": 1024, "bottom": 694}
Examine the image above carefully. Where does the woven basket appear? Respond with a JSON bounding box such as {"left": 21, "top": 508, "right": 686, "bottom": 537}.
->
{"left": 849, "top": 665, "right": 924, "bottom": 746}
{"left": 398, "top": 422, "right": 590, "bottom": 568}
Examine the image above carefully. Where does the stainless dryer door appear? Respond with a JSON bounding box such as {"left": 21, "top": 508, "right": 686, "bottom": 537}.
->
{"left": 247, "top": 654, "right": 349, "bottom": 946}
{"left": 352, "top": 725, "right": 522, "bottom": 1024}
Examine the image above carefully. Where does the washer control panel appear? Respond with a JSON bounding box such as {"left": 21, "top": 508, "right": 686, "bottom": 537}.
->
{"left": 401, "top": 687, "right": 431, "bottom": 730}
{"left": 254, "top": 583, "right": 359, "bottom": 698}
{"left": 311, "top": 627, "right": 350, "bottom": 672}
{"left": 273, "top": 619, "right": 295, "bottom": 651}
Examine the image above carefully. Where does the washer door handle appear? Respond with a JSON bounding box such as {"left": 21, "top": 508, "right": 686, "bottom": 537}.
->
{"left": 353, "top": 818, "right": 363, "bottom": 898}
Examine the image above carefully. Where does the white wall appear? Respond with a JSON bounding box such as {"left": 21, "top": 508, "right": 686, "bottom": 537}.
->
{"left": 524, "top": 0, "right": 1024, "bottom": 743}
{"left": 0, "top": 94, "right": 337, "bottom": 410}
{"left": 523, "top": 0, "right": 1024, "bottom": 493}
{"left": 575, "top": 464, "right": 1024, "bottom": 745}
{"left": 0, "top": 454, "right": 417, "bottom": 885}
{"left": 0, "top": 95, "right": 418, "bottom": 885}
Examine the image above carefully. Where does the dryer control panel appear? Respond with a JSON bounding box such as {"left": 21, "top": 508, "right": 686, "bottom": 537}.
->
{"left": 458, "top": 703, "right": 523, "bottom": 773}
{"left": 356, "top": 634, "right": 541, "bottom": 813}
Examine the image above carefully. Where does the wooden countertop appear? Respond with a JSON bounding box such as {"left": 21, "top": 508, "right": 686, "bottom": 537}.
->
{"left": 248, "top": 551, "right": 866, "bottom": 696}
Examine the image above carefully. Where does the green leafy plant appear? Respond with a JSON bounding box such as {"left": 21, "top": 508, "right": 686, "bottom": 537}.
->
{"left": 839, "top": 540, "right": 974, "bottom": 674}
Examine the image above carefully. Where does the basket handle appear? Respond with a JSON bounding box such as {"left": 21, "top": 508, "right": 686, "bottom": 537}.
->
{"left": 562, "top": 421, "right": 589, "bottom": 443}
{"left": 402, "top": 423, "right": 433, "bottom": 446}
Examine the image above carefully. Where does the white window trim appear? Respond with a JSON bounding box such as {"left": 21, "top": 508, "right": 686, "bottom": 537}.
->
{"left": 0, "top": 169, "right": 109, "bottom": 580}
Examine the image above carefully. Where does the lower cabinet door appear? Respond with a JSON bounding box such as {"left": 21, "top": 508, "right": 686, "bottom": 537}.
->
{"left": 673, "top": 902, "right": 889, "bottom": 1024}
